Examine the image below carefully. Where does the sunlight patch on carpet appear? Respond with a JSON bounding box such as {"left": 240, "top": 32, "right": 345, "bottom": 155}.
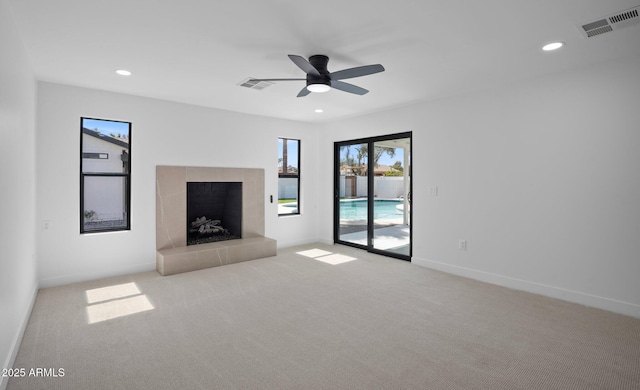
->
{"left": 296, "top": 249, "right": 333, "bottom": 258}
{"left": 86, "top": 282, "right": 141, "bottom": 304}
{"left": 87, "top": 295, "right": 154, "bottom": 324}
{"left": 296, "top": 248, "right": 357, "bottom": 265}
{"left": 86, "top": 282, "right": 154, "bottom": 324}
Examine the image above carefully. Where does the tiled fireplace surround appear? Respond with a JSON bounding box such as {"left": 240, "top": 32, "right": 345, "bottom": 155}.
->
{"left": 156, "top": 166, "right": 276, "bottom": 276}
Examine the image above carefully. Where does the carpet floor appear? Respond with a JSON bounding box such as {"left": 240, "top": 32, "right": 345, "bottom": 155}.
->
{"left": 8, "top": 243, "right": 640, "bottom": 389}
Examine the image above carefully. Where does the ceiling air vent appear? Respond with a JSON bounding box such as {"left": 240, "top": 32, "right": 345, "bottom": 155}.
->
{"left": 578, "top": 6, "right": 640, "bottom": 38}
{"left": 237, "top": 78, "right": 273, "bottom": 91}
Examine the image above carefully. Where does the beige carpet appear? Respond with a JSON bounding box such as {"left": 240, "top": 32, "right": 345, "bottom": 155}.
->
{"left": 8, "top": 243, "right": 640, "bottom": 389}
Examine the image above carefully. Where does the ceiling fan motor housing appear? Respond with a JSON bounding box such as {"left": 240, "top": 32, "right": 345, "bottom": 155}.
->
{"left": 307, "top": 55, "right": 331, "bottom": 87}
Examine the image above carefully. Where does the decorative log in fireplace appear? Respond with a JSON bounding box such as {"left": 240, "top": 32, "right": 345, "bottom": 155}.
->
{"left": 188, "top": 216, "right": 237, "bottom": 245}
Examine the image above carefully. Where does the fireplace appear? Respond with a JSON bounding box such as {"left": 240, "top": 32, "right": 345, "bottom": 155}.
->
{"left": 156, "top": 166, "right": 275, "bottom": 276}
{"left": 156, "top": 166, "right": 266, "bottom": 249}
{"left": 186, "top": 182, "right": 242, "bottom": 245}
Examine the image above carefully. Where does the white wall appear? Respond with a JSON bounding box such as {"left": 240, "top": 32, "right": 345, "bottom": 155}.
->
{"left": 0, "top": 0, "right": 38, "bottom": 387}
{"left": 36, "top": 82, "right": 319, "bottom": 287}
{"left": 318, "top": 56, "right": 640, "bottom": 318}
{"left": 81, "top": 135, "right": 127, "bottom": 173}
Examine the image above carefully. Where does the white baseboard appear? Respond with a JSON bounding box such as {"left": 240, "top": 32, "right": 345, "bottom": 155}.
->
{"left": 38, "top": 262, "right": 156, "bottom": 289}
{"left": 412, "top": 257, "right": 640, "bottom": 319}
{"left": 1, "top": 281, "right": 39, "bottom": 390}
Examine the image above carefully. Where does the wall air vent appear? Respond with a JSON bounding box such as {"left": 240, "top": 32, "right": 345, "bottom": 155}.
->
{"left": 237, "top": 78, "right": 273, "bottom": 90}
{"left": 578, "top": 6, "right": 640, "bottom": 38}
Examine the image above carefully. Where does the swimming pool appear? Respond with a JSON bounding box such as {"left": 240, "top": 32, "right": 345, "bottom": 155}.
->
{"left": 339, "top": 199, "right": 403, "bottom": 220}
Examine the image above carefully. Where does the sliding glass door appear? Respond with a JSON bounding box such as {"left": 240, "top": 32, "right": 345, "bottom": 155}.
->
{"left": 334, "top": 133, "right": 411, "bottom": 260}
{"left": 336, "top": 141, "right": 369, "bottom": 247}
{"left": 371, "top": 138, "right": 411, "bottom": 256}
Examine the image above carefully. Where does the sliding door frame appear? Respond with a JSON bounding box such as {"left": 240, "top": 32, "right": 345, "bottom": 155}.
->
{"left": 334, "top": 131, "right": 412, "bottom": 261}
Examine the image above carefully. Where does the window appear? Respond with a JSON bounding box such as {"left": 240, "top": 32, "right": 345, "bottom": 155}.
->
{"left": 80, "top": 117, "right": 131, "bottom": 233}
{"left": 278, "top": 138, "right": 300, "bottom": 215}
{"left": 83, "top": 152, "right": 109, "bottom": 159}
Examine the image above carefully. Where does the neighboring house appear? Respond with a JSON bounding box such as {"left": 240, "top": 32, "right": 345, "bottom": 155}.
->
{"left": 340, "top": 164, "right": 400, "bottom": 176}
{"left": 340, "top": 164, "right": 366, "bottom": 176}
{"left": 82, "top": 128, "right": 129, "bottom": 223}
{"left": 373, "top": 164, "right": 400, "bottom": 176}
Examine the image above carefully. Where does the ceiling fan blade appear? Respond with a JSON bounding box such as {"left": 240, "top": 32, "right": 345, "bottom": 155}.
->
{"left": 288, "top": 55, "right": 321, "bottom": 76}
{"left": 329, "top": 64, "right": 385, "bottom": 80}
{"left": 249, "top": 78, "right": 306, "bottom": 81}
{"left": 296, "top": 86, "right": 311, "bottom": 97}
{"left": 330, "top": 80, "right": 369, "bottom": 95}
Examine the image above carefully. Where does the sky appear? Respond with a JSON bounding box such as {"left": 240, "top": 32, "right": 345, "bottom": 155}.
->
{"left": 379, "top": 148, "right": 404, "bottom": 166}
{"left": 82, "top": 118, "right": 130, "bottom": 137}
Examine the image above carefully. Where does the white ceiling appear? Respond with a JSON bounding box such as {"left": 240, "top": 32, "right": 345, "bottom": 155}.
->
{"left": 8, "top": 0, "right": 640, "bottom": 123}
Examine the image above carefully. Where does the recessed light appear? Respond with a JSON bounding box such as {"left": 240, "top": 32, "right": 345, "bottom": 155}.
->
{"left": 115, "top": 69, "right": 132, "bottom": 76}
{"left": 542, "top": 42, "right": 565, "bottom": 51}
{"left": 315, "top": 109, "right": 324, "bottom": 113}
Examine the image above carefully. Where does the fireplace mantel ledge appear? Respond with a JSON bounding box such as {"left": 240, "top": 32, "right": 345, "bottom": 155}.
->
{"left": 156, "top": 236, "right": 276, "bottom": 276}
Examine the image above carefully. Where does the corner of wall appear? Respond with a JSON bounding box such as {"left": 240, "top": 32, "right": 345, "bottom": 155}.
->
{"left": 0, "top": 282, "right": 39, "bottom": 390}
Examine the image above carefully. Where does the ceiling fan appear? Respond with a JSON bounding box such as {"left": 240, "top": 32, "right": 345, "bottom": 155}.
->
{"left": 250, "top": 54, "right": 385, "bottom": 97}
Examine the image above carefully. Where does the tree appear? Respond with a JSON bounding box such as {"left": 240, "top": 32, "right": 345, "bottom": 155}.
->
{"left": 282, "top": 138, "right": 288, "bottom": 174}
{"left": 341, "top": 145, "right": 355, "bottom": 166}
{"left": 355, "top": 145, "right": 366, "bottom": 169}
{"left": 373, "top": 146, "right": 395, "bottom": 167}
{"left": 341, "top": 144, "right": 397, "bottom": 176}
{"left": 350, "top": 145, "right": 396, "bottom": 175}
{"left": 391, "top": 161, "right": 403, "bottom": 172}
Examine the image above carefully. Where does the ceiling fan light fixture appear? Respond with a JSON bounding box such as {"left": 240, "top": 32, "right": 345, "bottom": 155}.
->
{"left": 307, "top": 83, "right": 330, "bottom": 93}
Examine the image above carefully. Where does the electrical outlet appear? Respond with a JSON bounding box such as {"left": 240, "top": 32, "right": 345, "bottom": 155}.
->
{"left": 458, "top": 239, "right": 467, "bottom": 251}
{"left": 429, "top": 186, "right": 438, "bottom": 196}
{"left": 42, "top": 220, "right": 51, "bottom": 230}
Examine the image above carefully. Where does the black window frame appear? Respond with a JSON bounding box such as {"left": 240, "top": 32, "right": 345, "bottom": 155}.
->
{"left": 278, "top": 137, "right": 301, "bottom": 216}
{"left": 80, "top": 117, "right": 132, "bottom": 234}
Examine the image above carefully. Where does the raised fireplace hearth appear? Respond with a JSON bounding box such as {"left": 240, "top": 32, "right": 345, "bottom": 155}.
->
{"left": 156, "top": 166, "right": 276, "bottom": 276}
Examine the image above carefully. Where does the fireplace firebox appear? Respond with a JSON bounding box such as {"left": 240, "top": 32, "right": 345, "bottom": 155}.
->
{"left": 186, "top": 182, "right": 242, "bottom": 245}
